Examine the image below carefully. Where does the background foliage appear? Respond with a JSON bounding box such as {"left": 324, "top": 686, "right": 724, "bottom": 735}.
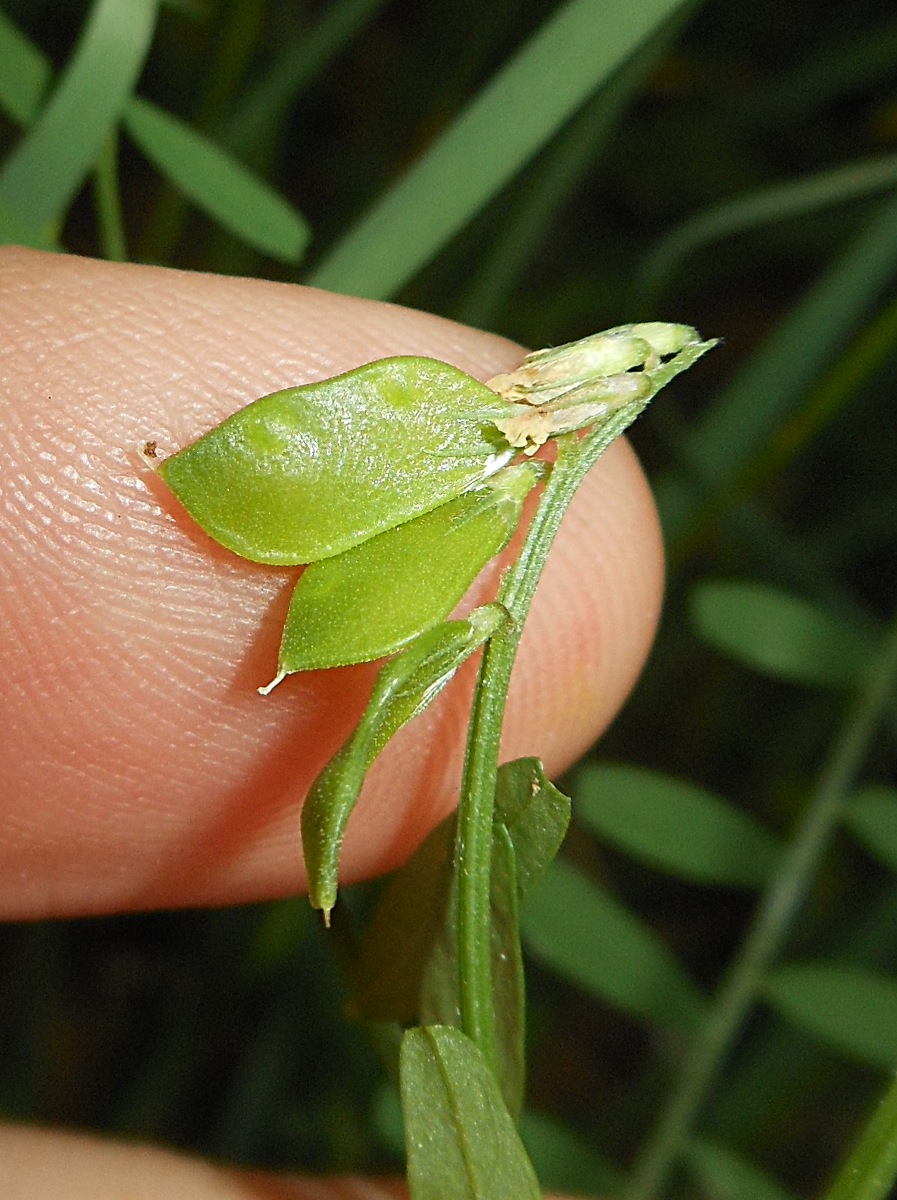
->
{"left": 2, "top": 1, "right": 897, "bottom": 1196}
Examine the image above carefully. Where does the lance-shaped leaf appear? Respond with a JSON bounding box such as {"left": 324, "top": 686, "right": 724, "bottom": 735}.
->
{"left": 349, "top": 760, "right": 568, "bottom": 1038}
{"left": 302, "top": 605, "right": 509, "bottom": 921}
{"left": 156, "top": 357, "right": 518, "bottom": 566}
{"left": 400, "top": 1025, "right": 542, "bottom": 1200}
{"left": 267, "top": 462, "right": 542, "bottom": 684}
{"left": 494, "top": 757, "right": 571, "bottom": 900}
{"left": 419, "top": 759, "right": 570, "bottom": 1117}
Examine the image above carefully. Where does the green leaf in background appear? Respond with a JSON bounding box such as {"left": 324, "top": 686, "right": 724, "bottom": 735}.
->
{"left": 220, "top": 0, "right": 390, "bottom": 158}
{"left": 519, "top": 1110, "right": 621, "bottom": 1196}
{"left": 764, "top": 964, "right": 897, "bottom": 1070}
{"left": 0, "top": 0, "right": 158, "bottom": 236}
{"left": 276, "top": 462, "right": 542, "bottom": 674}
{"left": 690, "top": 581, "right": 876, "bottom": 687}
{"left": 684, "top": 1136, "right": 799, "bottom": 1200}
{"left": 155, "top": 356, "right": 516, "bottom": 566}
{"left": 658, "top": 185, "right": 897, "bottom": 546}
{"left": 494, "top": 757, "right": 571, "bottom": 901}
{"left": 0, "top": 10, "right": 52, "bottom": 126}
{"left": 692, "top": 189, "right": 897, "bottom": 491}
{"left": 521, "top": 859, "right": 703, "bottom": 1031}
{"left": 0, "top": 195, "right": 58, "bottom": 251}
{"left": 351, "top": 817, "right": 456, "bottom": 1024}
{"left": 122, "top": 96, "right": 309, "bottom": 263}
{"left": 301, "top": 605, "right": 509, "bottom": 920}
{"left": 844, "top": 787, "right": 897, "bottom": 873}
{"left": 574, "top": 763, "right": 782, "bottom": 888}
{"left": 310, "top": 0, "right": 694, "bottom": 299}
{"left": 400, "top": 1025, "right": 541, "bottom": 1200}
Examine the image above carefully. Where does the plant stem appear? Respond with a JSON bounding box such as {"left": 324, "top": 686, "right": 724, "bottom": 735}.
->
{"left": 624, "top": 602, "right": 897, "bottom": 1200}
{"left": 454, "top": 394, "right": 656, "bottom": 1068}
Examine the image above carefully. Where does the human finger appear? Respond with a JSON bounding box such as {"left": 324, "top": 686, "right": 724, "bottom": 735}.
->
{"left": 0, "top": 248, "right": 663, "bottom": 919}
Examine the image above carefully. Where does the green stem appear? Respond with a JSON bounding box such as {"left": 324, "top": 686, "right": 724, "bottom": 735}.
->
{"left": 624, "top": 602, "right": 897, "bottom": 1200}
{"left": 454, "top": 393, "right": 655, "bottom": 1067}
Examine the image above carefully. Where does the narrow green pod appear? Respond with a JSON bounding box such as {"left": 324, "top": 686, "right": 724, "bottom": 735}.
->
{"left": 302, "top": 605, "right": 509, "bottom": 921}
{"left": 268, "top": 461, "right": 542, "bottom": 683}
{"left": 157, "top": 356, "right": 517, "bottom": 565}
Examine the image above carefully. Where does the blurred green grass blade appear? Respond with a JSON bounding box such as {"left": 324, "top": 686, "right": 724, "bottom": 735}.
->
{"left": 574, "top": 763, "right": 782, "bottom": 888}
{"left": 520, "top": 1110, "right": 621, "bottom": 1195}
{"left": 521, "top": 859, "right": 704, "bottom": 1031}
{"left": 642, "top": 153, "right": 897, "bottom": 298}
{"left": 122, "top": 96, "right": 310, "bottom": 263}
{"left": 679, "top": 189, "right": 897, "bottom": 495}
{"left": 310, "top": 0, "right": 694, "bottom": 299}
{"left": 0, "top": 196, "right": 58, "bottom": 250}
{"left": 746, "top": 14, "right": 897, "bottom": 130}
{"left": 755, "top": 289, "right": 897, "bottom": 496}
{"left": 222, "top": 0, "right": 389, "bottom": 156}
{"left": 691, "top": 581, "right": 877, "bottom": 688}
{"left": 844, "top": 787, "right": 897, "bottom": 872}
{"left": 822, "top": 1072, "right": 897, "bottom": 1200}
{"left": 457, "top": 6, "right": 686, "bottom": 327}
{"left": 0, "top": 10, "right": 52, "bottom": 125}
{"left": 765, "top": 964, "right": 897, "bottom": 1070}
{"left": 684, "top": 1137, "right": 799, "bottom": 1200}
{"left": 0, "top": 0, "right": 158, "bottom": 235}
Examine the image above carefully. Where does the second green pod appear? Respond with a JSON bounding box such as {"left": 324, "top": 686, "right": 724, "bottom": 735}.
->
{"left": 268, "top": 461, "right": 543, "bottom": 682}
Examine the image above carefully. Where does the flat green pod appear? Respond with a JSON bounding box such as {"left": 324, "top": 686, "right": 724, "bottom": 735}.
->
{"left": 302, "top": 605, "right": 510, "bottom": 920}
{"left": 268, "top": 461, "right": 542, "bottom": 683}
{"left": 156, "top": 356, "right": 517, "bottom": 565}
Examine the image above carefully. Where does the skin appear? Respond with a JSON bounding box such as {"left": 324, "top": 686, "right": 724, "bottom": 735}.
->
{"left": 0, "top": 247, "right": 665, "bottom": 1198}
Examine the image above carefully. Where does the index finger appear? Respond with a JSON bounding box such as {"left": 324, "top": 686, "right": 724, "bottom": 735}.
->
{"left": 0, "top": 248, "right": 663, "bottom": 920}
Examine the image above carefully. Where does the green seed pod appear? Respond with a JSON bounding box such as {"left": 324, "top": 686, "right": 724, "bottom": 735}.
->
{"left": 156, "top": 357, "right": 517, "bottom": 566}
{"left": 302, "top": 604, "right": 510, "bottom": 921}
{"left": 263, "top": 461, "right": 543, "bottom": 688}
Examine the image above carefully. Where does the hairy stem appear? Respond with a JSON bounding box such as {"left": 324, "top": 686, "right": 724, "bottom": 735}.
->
{"left": 454, "top": 394, "right": 654, "bottom": 1066}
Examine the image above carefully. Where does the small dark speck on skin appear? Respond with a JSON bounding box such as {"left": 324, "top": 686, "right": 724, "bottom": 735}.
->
{"left": 143, "top": 440, "right": 159, "bottom": 459}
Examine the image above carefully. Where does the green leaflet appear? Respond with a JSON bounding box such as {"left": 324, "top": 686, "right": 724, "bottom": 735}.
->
{"left": 269, "top": 461, "right": 542, "bottom": 682}
{"left": 156, "top": 356, "right": 517, "bottom": 566}
{"left": 349, "top": 758, "right": 569, "bottom": 1042}
{"left": 400, "top": 1025, "right": 542, "bottom": 1200}
{"left": 493, "top": 757, "right": 571, "bottom": 901}
{"left": 301, "top": 605, "right": 509, "bottom": 921}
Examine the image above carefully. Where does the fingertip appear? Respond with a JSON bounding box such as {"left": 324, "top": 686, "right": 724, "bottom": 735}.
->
{"left": 0, "top": 250, "right": 663, "bottom": 917}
